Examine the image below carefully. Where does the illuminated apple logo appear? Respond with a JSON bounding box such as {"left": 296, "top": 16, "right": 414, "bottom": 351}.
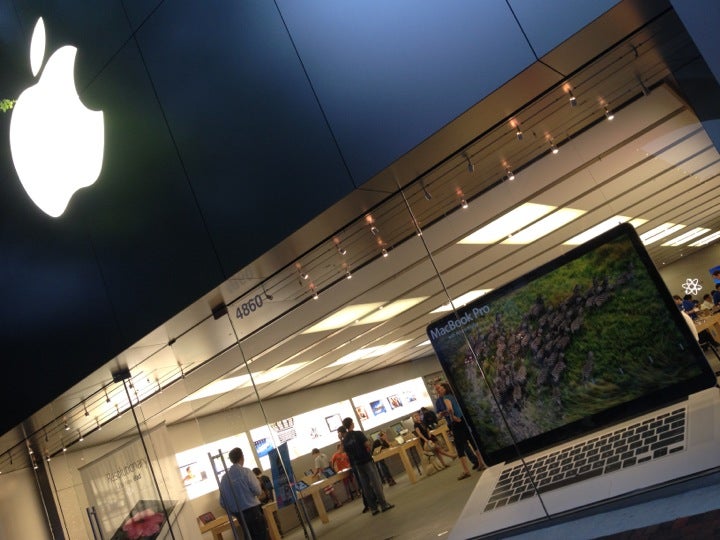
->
{"left": 10, "top": 18, "right": 104, "bottom": 218}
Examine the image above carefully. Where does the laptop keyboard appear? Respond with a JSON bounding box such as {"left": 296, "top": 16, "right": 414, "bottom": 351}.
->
{"left": 484, "top": 407, "right": 687, "bottom": 511}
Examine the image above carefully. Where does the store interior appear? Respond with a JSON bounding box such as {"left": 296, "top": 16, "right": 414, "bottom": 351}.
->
{"left": 1, "top": 2, "right": 720, "bottom": 539}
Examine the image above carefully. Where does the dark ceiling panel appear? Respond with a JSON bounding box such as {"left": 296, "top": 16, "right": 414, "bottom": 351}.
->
{"left": 508, "top": 0, "right": 620, "bottom": 59}
{"left": 134, "top": 0, "right": 354, "bottom": 277}
{"left": 75, "top": 40, "right": 226, "bottom": 347}
{"left": 276, "top": 0, "right": 537, "bottom": 184}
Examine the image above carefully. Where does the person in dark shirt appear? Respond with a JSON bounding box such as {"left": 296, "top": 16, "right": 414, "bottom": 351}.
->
{"left": 252, "top": 467, "right": 274, "bottom": 503}
{"left": 341, "top": 417, "right": 395, "bottom": 515}
{"left": 371, "top": 431, "right": 396, "bottom": 486}
{"left": 421, "top": 407, "right": 438, "bottom": 429}
{"left": 712, "top": 284, "right": 720, "bottom": 306}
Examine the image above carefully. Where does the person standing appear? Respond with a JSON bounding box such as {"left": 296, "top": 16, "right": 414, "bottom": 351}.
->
{"left": 371, "top": 431, "right": 397, "bottom": 486}
{"left": 437, "top": 383, "right": 481, "bottom": 480}
{"left": 435, "top": 383, "right": 481, "bottom": 471}
{"left": 219, "top": 447, "right": 269, "bottom": 540}
{"left": 341, "top": 417, "right": 395, "bottom": 515}
{"left": 252, "top": 467, "right": 274, "bottom": 503}
{"left": 311, "top": 448, "right": 343, "bottom": 508}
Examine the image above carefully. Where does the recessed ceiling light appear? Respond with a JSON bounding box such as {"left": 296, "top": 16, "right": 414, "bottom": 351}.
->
{"left": 640, "top": 223, "right": 686, "bottom": 245}
{"left": 302, "top": 303, "right": 383, "bottom": 333}
{"left": 459, "top": 203, "right": 556, "bottom": 244}
{"left": 564, "top": 216, "right": 647, "bottom": 245}
{"left": 358, "top": 298, "right": 427, "bottom": 324}
{"left": 182, "top": 374, "right": 251, "bottom": 402}
{"left": 661, "top": 227, "right": 711, "bottom": 246}
{"left": 689, "top": 231, "right": 720, "bottom": 247}
{"left": 328, "top": 341, "right": 410, "bottom": 367}
{"left": 431, "top": 290, "right": 492, "bottom": 313}
{"left": 253, "top": 362, "right": 309, "bottom": 385}
{"left": 504, "top": 208, "right": 585, "bottom": 244}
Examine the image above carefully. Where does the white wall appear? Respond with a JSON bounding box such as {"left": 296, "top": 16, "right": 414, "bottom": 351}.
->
{"left": 0, "top": 467, "right": 53, "bottom": 540}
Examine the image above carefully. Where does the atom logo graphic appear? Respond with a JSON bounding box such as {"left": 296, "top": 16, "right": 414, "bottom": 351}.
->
{"left": 681, "top": 278, "right": 702, "bottom": 295}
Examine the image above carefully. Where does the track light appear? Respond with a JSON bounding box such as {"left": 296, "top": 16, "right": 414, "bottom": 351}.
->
{"left": 464, "top": 153, "right": 475, "bottom": 173}
{"left": 62, "top": 444, "right": 67, "bottom": 453}
{"left": 345, "top": 269, "right": 352, "bottom": 280}
{"left": 461, "top": 199, "right": 468, "bottom": 209}
{"left": 420, "top": 180, "right": 432, "bottom": 200}
{"left": 64, "top": 419, "right": 70, "bottom": 431}
{"left": 27, "top": 444, "right": 33, "bottom": 456}
{"left": 381, "top": 248, "right": 389, "bottom": 257}
{"left": 296, "top": 265, "right": 309, "bottom": 280}
{"left": 568, "top": 90, "right": 577, "bottom": 107}
{"left": 311, "top": 285, "right": 319, "bottom": 300}
{"left": 96, "top": 418, "right": 102, "bottom": 431}
{"left": 78, "top": 429, "right": 84, "bottom": 442}
{"left": 46, "top": 452, "right": 51, "bottom": 462}
{"left": 550, "top": 140, "right": 559, "bottom": 155}
{"left": 83, "top": 400, "right": 89, "bottom": 416}
{"left": 337, "top": 245, "right": 347, "bottom": 256}
{"left": 604, "top": 106, "right": 614, "bottom": 121}
{"left": 506, "top": 169, "right": 515, "bottom": 181}
{"left": 116, "top": 404, "right": 122, "bottom": 418}
{"left": 104, "top": 387, "right": 110, "bottom": 403}
{"left": 370, "top": 226, "right": 379, "bottom": 236}
{"left": 262, "top": 284, "right": 273, "bottom": 301}
{"left": 516, "top": 128, "right": 523, "bottom": 141}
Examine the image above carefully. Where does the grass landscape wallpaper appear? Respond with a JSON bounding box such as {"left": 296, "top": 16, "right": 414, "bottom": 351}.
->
{"left": 431, "top": 234, "right": 706, "bottom": 458}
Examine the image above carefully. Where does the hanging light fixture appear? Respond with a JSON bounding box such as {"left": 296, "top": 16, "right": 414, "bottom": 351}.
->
{"left": 464, "top": 153, "right": 475, "bottom": 173}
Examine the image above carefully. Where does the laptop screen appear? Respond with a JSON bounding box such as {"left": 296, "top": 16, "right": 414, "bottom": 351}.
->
{"left": 427, "top": 223, "right": 715, "bottom": 465}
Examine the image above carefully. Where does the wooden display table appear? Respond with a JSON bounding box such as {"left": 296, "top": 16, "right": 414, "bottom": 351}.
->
{"left": 372, "top": 437, "right": 424, "bottom": 483}
{"left": 262, "top": 469, "right": 351, "bottom": 540}
{"left": 430, "top": 423, "right": 453, "bottom": 452}
{"left": 197, "top": 514, "right": 237, "bottom": 540}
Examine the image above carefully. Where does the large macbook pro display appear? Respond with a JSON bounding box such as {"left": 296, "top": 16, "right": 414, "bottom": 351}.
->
{"left": 427, "top": 223, "right": 718, "bottom": 538}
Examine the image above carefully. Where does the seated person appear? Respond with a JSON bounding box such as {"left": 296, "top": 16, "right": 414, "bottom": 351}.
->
{"left": 701, "top": 293, "right": 715, "bottom": 310}
{"left": 412, "top": 411, "right": 455, "bottom": 467}
{"left": 421, "top": 406, "right": 439, "bottom": 429}
{"left": 682, "top": 294, "right": 697, "bottom": 318}
{"left": 371, "top": 432, "right": 396, "bottom": 486}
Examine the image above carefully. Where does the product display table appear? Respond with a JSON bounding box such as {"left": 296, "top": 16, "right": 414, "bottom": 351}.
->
{"left": 373, "top": 437, "right": 424, "bottom": 483}
{"left": 430, "top": 423, "right": 453, "bottom": 452}
{"left": 262, "top": 469, "right": 351, "bottom": 540}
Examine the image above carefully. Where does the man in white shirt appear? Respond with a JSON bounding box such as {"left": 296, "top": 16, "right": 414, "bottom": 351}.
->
{"left": 219, "top": 447, "right": 268, "bottom": 539}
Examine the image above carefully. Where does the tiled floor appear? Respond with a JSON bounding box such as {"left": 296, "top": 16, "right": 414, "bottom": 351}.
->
{"left": 283, "top": 462, "right": 479, "bottom": 540}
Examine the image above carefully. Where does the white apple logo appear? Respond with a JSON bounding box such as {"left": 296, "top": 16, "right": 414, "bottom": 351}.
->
{"left": 10, "top": 17, "right": 104, "bottom": 218}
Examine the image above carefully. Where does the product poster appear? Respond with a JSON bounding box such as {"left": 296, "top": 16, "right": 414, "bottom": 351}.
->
{"left": 269, "top": 443, "right": 296, "bottom": 509}
{"left": 80, "top": 425, "right": 179, "bottom": 539}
